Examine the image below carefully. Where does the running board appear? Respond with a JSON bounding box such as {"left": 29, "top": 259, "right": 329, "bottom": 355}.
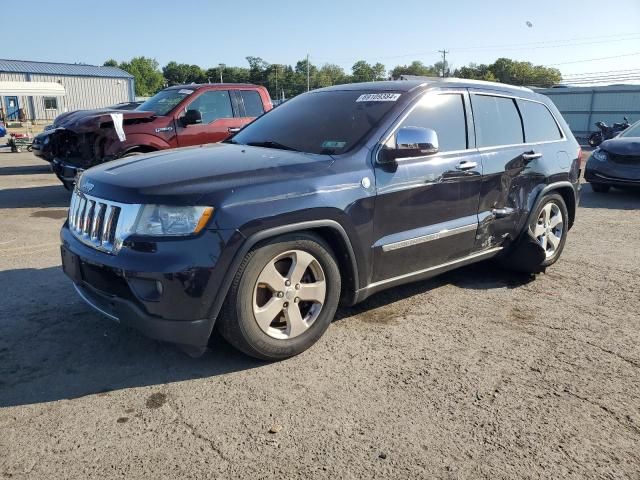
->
{"left": 354, "top": 247, "right": 503, "bottom": 303}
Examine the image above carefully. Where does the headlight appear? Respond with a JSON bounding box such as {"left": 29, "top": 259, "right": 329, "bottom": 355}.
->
{"left": 591, "top": 149, "right": 608, "bottom": 162}
{"left": 134, "top": 205, "right": 214, "bottom": 236}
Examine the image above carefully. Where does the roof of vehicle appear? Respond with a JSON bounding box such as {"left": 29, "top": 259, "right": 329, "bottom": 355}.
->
{"left": 165, "top": 83, "right": 262, "bottom": 90}
{"left": 318, "top": 78, "right": 535, "bottom": 96}
{"left": 0, "top": 59, "right": 133, "bottom": 79}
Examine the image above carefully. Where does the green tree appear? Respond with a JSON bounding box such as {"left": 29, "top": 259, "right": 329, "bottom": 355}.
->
{"left": 371, "top": 63, "right": 387, "bottom": 81}
{"left": 163, "top": 62, "right": 206, "bottom": 85}
{"left": 390, "top": 61, "right": 439, "bottom": 79}
{"left": 454, "top": 58, "right": 561, "bottom": 87}
{"left": 103, "top": 59, "right": 118, "bottom": 67}
{"left": 315, "top": 63, "right": 348, "bottom": 87}
{"left": 352, "top": 60, "right": 375, "bottom": 82}
{"left": 116, "top": 57, "right": 165, "bottom": 96}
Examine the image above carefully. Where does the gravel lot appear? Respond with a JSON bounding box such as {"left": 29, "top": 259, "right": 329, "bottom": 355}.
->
{"left": 0, "top": 150, "right": 639, "bottom": 479}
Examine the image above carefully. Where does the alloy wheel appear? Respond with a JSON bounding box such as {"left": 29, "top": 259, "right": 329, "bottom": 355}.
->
{"left": 252, "top": 249, "right": 327, "bottom": 340}
{"left": 533, "top": 202, "right": 564, "bottom": 259}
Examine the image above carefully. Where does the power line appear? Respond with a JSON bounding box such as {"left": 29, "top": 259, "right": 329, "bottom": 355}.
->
{"left": 546, "top": 51, "right": 640, "bottom": 66}
{"left": 315, "top": 31, "right": 640, "bottom": 64}
{"left": 449, "top": 33, "right": 640, "bottom": 52}
{"left": 563, "top": 68, "right": 640, "bottom": 77}
{"left": 561, "top": 70, "right": 640, "bottom": 79}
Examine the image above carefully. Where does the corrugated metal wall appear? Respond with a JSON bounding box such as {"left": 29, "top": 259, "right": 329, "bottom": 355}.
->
{"left": 0, "top": 72, "right": 134, "bottom": 121}
{"left": 536, "top": 85, "right": 640, "bottom": 143}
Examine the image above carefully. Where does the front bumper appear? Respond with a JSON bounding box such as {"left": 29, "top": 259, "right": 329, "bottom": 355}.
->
{"left": 584, "top": 167, "right": 640, "bottom": 187}
{"left": 60, "top": 223, "right": 243, "bottom": 348}
{"left": 52, "top": 158, "right": 83, "bottom": 184}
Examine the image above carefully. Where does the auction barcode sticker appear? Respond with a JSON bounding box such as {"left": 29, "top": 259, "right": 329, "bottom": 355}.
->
{"left": 356, "top": 93, "right": 401, "bottom": 102}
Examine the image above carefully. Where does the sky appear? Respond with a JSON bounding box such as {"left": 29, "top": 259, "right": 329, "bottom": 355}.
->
{"left": 9, "top": 0, "right": 640, "bottom": 84}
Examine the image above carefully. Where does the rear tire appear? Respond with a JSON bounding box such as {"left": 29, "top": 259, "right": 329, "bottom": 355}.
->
{"left": 217, "top": 233, "right": 341, "bottom": 361}
{"left": 590, "top": 183, "right": 610, "bottom": 193}
{"left": 530, "top": 193, "right": 569, "bottom": 268}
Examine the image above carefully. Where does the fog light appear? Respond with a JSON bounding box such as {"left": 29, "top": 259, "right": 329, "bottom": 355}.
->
{"left": 128, "top": 277, "right": 163, "bottom": 302}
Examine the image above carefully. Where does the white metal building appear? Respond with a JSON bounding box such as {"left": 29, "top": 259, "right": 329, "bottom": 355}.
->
{"left": 0, "top": 59, "right": 134, "bottom": 122}
{"left": 535, "top": 85, "right": 640, "bottom": 143}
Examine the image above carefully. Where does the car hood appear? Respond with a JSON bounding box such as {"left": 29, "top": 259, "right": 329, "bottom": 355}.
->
{"left": 53, "top": 108, "right": 156, "bottom": 132}
{"left": 81, "top": 143, "right": 335, "bottom": 204}
{"left": 600, "top": 137, "right": 640, "bottom": 156}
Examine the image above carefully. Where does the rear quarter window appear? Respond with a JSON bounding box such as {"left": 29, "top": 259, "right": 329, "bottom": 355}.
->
{"left": 471, "top": 94, "right": 523, "bottom": 148}
{"left": 517, "top": 99, "right": 563, "bottom": 142}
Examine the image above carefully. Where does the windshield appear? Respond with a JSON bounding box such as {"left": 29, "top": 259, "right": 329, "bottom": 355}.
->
{"left": 136, "top": 88, "right": 195, "bottom": 116}
{"left": 229, "top": 90, "right": 403, "bottom": 154}
{"left": 620, "top": 120, "right": 640, "bottom": 138}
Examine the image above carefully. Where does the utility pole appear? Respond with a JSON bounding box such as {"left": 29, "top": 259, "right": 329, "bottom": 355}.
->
{"left": 306, "top": 53, "right": 310, "bottom": 92}
{"left": 437, "top": 49, "right": 449, "bottom": 78}
{"left": 218, "top": 63, "right": 225, "bottom": 83}
{"left": 274, "top": 64, "right": 278, "bottom": 100}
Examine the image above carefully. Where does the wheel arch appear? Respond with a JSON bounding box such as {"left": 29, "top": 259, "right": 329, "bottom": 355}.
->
{"left": 122, "top": 145, "right": 158, "bottom": 156}
{"left": 527, "top": 181, "right": 577, "bottom": 231}
{"left": 207, "top": 220, "right": 360, "bottom": 329}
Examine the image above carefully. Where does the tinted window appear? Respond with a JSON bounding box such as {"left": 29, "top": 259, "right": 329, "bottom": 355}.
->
{"left": 472, "top": 94, "right": 523, "bottom": 147}
{"left": 397, "top": 93, "right": 467, "bottom": 152}
{"left": 186, "top": 90, "right": 233, "bottom": 123}
{"left": 230, "top": 90, "right": 401, "bottom": 155}
{"left": 621, "top": 120, "right": 640, "bottom": 138}
{"left": 517, "top": 99, "right": 562, "bottom": 142}
{"left": 138, "top": 88, "right": 193, "bottom": 116}
{"left": 240, "top": 90, "right": 265, "bottom": 117}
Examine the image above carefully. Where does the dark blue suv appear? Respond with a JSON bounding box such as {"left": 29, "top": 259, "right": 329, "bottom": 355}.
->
{"left": 60, "top": 79, "right": 580, "bottom": 360}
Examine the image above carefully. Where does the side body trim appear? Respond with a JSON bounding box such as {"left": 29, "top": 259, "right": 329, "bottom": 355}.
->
{"left": 354, "top": 246, "right": 503, "bottom": 303}
{"left": 380, "top": 223, "right": 477, "bottom": 252}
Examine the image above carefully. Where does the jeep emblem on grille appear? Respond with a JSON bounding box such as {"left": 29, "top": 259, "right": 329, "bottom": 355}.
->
{"left": 81, "top": 182, "right": 94, "bottom": 193}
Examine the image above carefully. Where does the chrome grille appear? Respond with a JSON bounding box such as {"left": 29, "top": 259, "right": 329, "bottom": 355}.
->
{"left": 68, "top": 189, "right": 138, "bottom": 254}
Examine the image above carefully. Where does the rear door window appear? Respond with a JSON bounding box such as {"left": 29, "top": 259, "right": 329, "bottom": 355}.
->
{"left": 517, "top": 99, "right": 563, "bottom": 142}
{"left": 395, "top": 93, "right": 468, "bottom": 152}
{"left": 239, "top": 90, "right": 265, "bottom": 117}
{"left": 471, "top": 94, "right": 524, "bottom": 147}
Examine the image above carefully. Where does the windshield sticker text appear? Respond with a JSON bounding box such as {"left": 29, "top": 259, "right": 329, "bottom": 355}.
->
{"left": 322, "top": 141, "right": 347, "bottom": 149}
{"left": 356, "top": 93, "right": 401, "bottom": 103}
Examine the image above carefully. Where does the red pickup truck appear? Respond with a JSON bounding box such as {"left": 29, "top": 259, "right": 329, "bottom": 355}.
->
{"left": 41, "top": 84, "right": 272, "bottom": 189}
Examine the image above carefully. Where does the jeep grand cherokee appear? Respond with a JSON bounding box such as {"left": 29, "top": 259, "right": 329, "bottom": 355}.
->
{"left": 60, "top": 79, "right": 580, "bottom": 360}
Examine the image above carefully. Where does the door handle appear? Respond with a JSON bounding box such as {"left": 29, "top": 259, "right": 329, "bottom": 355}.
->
{"left": 522, "top": 151, "right": 542, "bottom": 162}
{"left": 228, "top": 127, "right": 241, "bottom": 134}
{"left": 456, "top": 161, "right": 478, "bottom": 171}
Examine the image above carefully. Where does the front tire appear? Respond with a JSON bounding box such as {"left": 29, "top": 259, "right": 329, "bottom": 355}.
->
{"left": 590, "top": 183, "right": 610, "bottom": 193}
{"left": 588, "top": 132, "right": 602, "bottom": 147}
{"left": 217, "top": 233, "right": 341, "bottom": 360}
{"left": 530, "top": 193, "right": 569, "bottom": 267}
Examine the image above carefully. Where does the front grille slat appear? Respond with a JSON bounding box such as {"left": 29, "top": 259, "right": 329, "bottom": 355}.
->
{"left": 91, "top": 203, "right": 105, "bottom": 242}
{"left": 77, "top": 198, "right": 87, "bottom": 232}
{"left": 83, "top": 200, "right": 94, "bottom": 236}
{"left": 69, "top": 190, "right": 133, "bottom": 254}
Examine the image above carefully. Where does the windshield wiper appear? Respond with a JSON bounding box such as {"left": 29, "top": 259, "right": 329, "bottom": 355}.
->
{"left": 245, "top": 141, "right": 299, "bottom": 152}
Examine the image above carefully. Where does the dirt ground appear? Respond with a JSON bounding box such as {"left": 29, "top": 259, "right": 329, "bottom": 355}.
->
{"left": 0, "top": 150, "right": 638, "bottom": 479}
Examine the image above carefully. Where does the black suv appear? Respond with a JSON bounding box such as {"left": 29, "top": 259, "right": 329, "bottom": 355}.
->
{"left": 60, "top": 79, "right": 580, "bottom": 360}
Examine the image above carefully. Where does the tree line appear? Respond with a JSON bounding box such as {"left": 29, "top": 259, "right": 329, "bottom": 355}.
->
{"left": 104, "top": 56, "right": 562, "bottom": 98}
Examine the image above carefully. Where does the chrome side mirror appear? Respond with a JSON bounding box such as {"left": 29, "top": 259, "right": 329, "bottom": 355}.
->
{"left": 380, "top": 126, "right": 439, "bottom": 163}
